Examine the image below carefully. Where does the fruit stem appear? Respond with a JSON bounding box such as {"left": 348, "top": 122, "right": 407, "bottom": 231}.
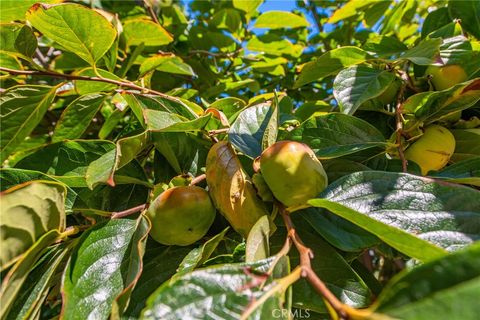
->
{"left": 111, "top": 204, "right": 147, "bottom": 219}
{"left": 189, "top": 174, "right": 206, "bottom": 186}
{"left": 279, "top": 204, "right": 349, "bottom": 320}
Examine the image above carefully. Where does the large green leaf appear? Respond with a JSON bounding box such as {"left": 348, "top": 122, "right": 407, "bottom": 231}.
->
{"left": 0, "top": 229, "right": 60, "bottom": 318}
{"left": 0, "top": 0, "right": 59, "bottom": 22}
{"left": 139, "top": 54, "right": 195, "bottom": 76}
{"left": 372, "top": 242, "right": 480, "bottom": 320}
{"left": 0, "top": 168, "right": 77, "bottom": 212}
{"left": 254, "top": 11, "right": 309, "bottom": 29}
{"left": 0, "top": 23, "right": 37, "bottom": 60}
{"left": 228, "top": 102, "right": 278, "bottom": 158}
{"left": 232, "top": 0, "right": 262, "bottom": 15}
{"left": 5, "top": 243, "right": 70, "bottom": 320}
{"left": 247, "top": 34, "right": 303, "bottom": 57}
{"left": 141, "top": 257, "right": 289, "bottom": 320}
{"left": 0, "top": 181, "right": 66, "bottom": 269}
{"left": 333, "top": 65, "right": 396, "bottom": 115}
{"left": 403, "top": 79, "right": 480, "bottom": 123}
{"left": 122, "top": 19, "right": 173, "bottom": 47}
{"left": 26, "top": 3, "right": 116, "bottom": 65}
{"left": 448, "top": 0, "right": 480, "bottom": 39}
{"left": 288, "top": 113, "right": 386, "bottom": 159}
{"left": 0, "top": 85, "right": 56, "bottom": 162}
{"left": 398, "top": 38, "right": 442, "bottom": 65}
{"left": 451, "top": 129, "right": 480, "bottom": 162}
{"left": 308, "top": 171, "right": 480, "bottom": 259}
{"left": 245, "top": 216, "right": 270, "bottom": 263}
{"left": 431, "top": 157, "right": 480, "bottom": 186}
{"left": 52, "top": 94, "right": 107, "bottom": 142}
{"left": 294, "top": 47, "right": 371, "bottom": 88}
{"left": 61, "top": 216, "right": 149, "bottom": 319}
{"left": 122, "top": 244, "right": 193, "bottom": 320}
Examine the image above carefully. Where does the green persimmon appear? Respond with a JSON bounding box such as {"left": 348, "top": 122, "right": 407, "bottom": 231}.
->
{"left": 425, "top": 65, "right": 467, "bottom": 91}
{"left": 146, "top": 186, "right": 215, "bottom": 246}
{"left": 377, "top": 79, "right": 401, "bottom": 105}
{"left": 259, "top": 141, "right": 328, "bottom": 207}
{"left": 404, "top": 125, "right": 456, "bottom": 175}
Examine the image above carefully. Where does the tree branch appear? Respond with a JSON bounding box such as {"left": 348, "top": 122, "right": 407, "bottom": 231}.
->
{"left": 189, "top": 174, "right": 206, "bottom": 186}
{"left": 144, "top": 0, "right": 161, "bottom": 25}
{"left": 279, "top": 205, "right": 348, "bottom": 320}
{"left": 0, "top": 67, "right": 185, "bottom": 105}
{"left": 111, "top": 204, "right": 146, "bottom": 219}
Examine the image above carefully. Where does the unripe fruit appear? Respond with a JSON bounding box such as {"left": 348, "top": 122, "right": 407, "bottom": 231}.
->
{"left": 425, "top": 65, "right": 467, "bottom": 91}
{"left": 404, "top": 125, "right": 456, "bottom": 175}
{"left": 146, "top": 186, "right": 215, "bottom": 246}
{"left": 260, "top": 141, "right": 328, "bottom": 207}
{"left": 377, "top": 79, "right": 401, "bottom": 105}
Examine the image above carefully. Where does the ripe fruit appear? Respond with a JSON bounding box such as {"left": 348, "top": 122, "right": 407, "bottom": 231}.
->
{"left": 377, "top": 79, "right": 401, "bottom": 105}
{"left": 425, "top": 65, "right": 467, "bottom": 91}
{"left": 404, "top": 125, "right": 456, "bottom": 175}
{"left": 259, "top": 141, "right": 328, "bottom": 207}
{"left": 146, "top": 186, "right": 215, "bottom": 246}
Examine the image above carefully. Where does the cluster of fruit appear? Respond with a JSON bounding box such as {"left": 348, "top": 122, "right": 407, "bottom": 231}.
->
{"left": 146, "top": 64, "right": 467, "bottom": 246}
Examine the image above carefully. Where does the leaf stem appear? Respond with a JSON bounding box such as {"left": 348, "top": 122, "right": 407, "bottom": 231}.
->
{"left": 279, "top": 204, "right": 349, "bottom": 320}
{"left": 111, "top": 204, "right": 147, "bottom": 219}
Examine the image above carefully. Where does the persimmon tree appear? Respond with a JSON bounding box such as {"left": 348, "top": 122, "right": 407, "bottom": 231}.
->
{"left": 1, "top": 0, "right": 480, "bottom": 319}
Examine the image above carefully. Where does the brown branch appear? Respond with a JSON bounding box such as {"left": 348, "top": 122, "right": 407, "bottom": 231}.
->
{"left": 144, "top": 0, "right": 160, "bottom": 25}
{"left": 395, "top": 84, "right": 408, "bottom": 172}
{"left": 207, "top": 128, "right": 230, "bottom": 136}
{"left": 280, "top": 205, "right": 348, "bottom": 320}
{"left": 0, "top": 67, "right": 185, "bottom": 105}
{"left": 111, "top": 204, "right": 146, "bottom": 219}
{"left": 189, "top": 174, "right": 206, "bottom": 186}
{"left": 188, "top": 49, "right": 243, "bottom": 58}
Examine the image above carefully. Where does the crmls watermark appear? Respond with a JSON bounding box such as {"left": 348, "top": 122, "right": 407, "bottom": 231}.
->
{"left": 272, "top": 309, "right": 311, "bottom": 319}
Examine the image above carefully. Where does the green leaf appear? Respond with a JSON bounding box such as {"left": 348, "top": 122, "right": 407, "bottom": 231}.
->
{"left": 0, "top": 23, "right": 37, "bottom": 60}
{"left": 362, "top": 35, "right": 408, "bottom": 57}
{"left": 247, "top": 34, "right": 303, "bottom": 57}
{"left": 122, "top": 19, "right": 173, "bottom": 47}
{"left": 0, "top": 85, "right": 56, "bottom": 162}
{"left": 0, "top": 229, "right": 60, "bottom": 318}
{"left": 0, "top": 181, "right": 66, "bottom": 269}
{"left": 299, "top": 207, "right": 379, "bottom": 252}
{"left": 431, "top": 157, "right": 480, "bottom": 186}
{"left": 177, "top": 228, "right": 229, "bottom": 275}
{"left": 294, "top": 47, "right": 371, "bottom": 88}
{"left": 26, "top": 3, "right": 116, "bottom": 65}
{"left": 451, "top": 129, "right": 480, "bottom": 162}
{"left": 372, "top": 242, "right": 480, "bottom": 320}
{"left": 210, "top": 9, "right": 242, "bottom": 34}
{"left": 229, "top": 102, "right": 278, "bottom": 158}
{"left": 232, "top": 0, "right": 262, "bottom": 15}
{"left": 14, "top": 140, "right": 116, "bottom": 187}
{"left": 139, "top": 54, "right": 195, "bottom": 76}
{"left": 0, "top": 168, "right": 78, "bottom": 212}
{"left": 61, "top": 216, "right": 149, "bottom": 319}
{"left": 52, "top": 94, "right": 106, "bottom": 142}
{"left": 448, "top": 0, "right": 480, "bottom": 39}
{"left": 142, "top": 257, "right": 288, "bottom": 320}
{"left": 74, "top": 68, "right": 121, "bottom": 94}
{"left": 5, "top": 243, "right": 70, "bottom": 320}
{"left": 245, "top": 215, "right": 270, "bottom": 263}
{"left": 333, "top": 66, "right": 396, "bottom": 115}
{"left": 309, "top": 171, "right": 480, "bottom": 258}
{"left": 421, "top": 7, "right": 451, "bottom": 39}
{"left": 403, "top": 79, "right": 480, "bottom": 123}
{"left": 274, "top": 218, "right": 373, "bottom": 312}
{"left": 254, "top": 11, "right": 309, "bottom": 29}
{"left": 288, "top": 113, "right": 386, "bottom": 159}
{"left": 399, "top": 38, "right": 442, "bottom": 65}
{"left": 145, "top": 110, "right": 211, "bottom": 132}
{"left": 209, "top": 97, "right": 246, "bottom": 121}
{"left": 122, "top": 244, "right": 192, "bottom": 319}
{"left": 328, "top": 0, "right": 379, "bottom": 24}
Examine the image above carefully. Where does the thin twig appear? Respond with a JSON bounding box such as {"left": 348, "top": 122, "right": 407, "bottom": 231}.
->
{"left": 0, "top": 67, "right": 184, "bottom": 105}
{"left": 111, "top": 204, "right": 146, "bottom": 219}
{"left": 279, "top": 205, "right": 348, "bottom": 320}
{"left": 207, "top": 128, "right": 230, "bottom": 136}
{"left": 188, "top": 49, "right": 243, "bottom": 58}
{"left": 144, "top": 0, "right": 160, "bottom": 25}
{"left": 395, "top": 84, "right": 408, "bottom": 172}
{"left": 189, "top": 174, "right": 206, "bottom": 186}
